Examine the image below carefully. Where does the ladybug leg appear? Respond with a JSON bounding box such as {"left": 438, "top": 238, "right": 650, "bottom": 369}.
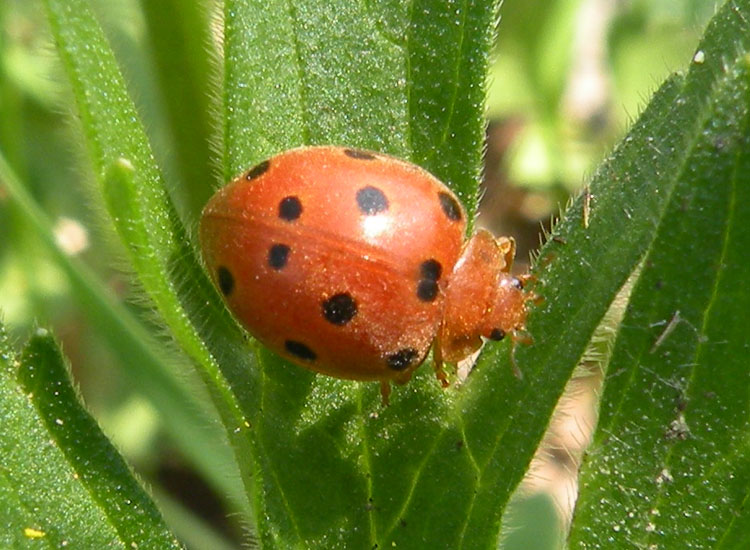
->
{"left": 495, "top": 236, "right": 516, "bottom": 271}
{"left": 380, "top": 381, "right": 391, "bottom": 406}
{"left": 513, "top": 329, "right": 534, "bottom": 346}
{"left": 432, "top": 344, "right": 450, "bottom": 388}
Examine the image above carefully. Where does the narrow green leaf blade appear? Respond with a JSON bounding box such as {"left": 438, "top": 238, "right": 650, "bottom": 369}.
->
{"left": 444, "top": 73, "right": 687, "bottom": 548}
{"left": 0, "top": 151, "right": 241, "bottom": 505}
{"left": 43, "top": 0, "right": 258, "bottom": 517}
{"left": 100, "top": 157, "right": 258, "bottom": 499}
{"left": 0, "top": 325, "right": 182, "bottom": 549}
{"left": 570, "top": 2, "right": 750, "bottom": 546}
{"left": 139, "top": 0, "right": 221, "bottom": 215}
{"left": 406, "top": 0, "right": 499, "bottom": 212}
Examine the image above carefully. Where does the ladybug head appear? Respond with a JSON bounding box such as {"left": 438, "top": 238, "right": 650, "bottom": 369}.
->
{"left": 483, "top": 274, "right": 528, "bottom": 343}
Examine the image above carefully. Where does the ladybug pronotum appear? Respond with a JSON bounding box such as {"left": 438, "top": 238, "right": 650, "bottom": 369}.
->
{"left": 200, "top": 146, "right": 530, "bottom": 403}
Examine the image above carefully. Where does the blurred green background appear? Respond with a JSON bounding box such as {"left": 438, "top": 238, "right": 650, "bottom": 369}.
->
{"left": 0, "top": 0, "right": 715, "bottom": 547}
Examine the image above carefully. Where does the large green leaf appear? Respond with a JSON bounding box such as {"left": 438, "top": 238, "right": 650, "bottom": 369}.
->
{"left": 0, "top": 323, "right": 182, "bottom": 549}
{"left": 569, "top": 2, "right": 750, "bottom": 547}
{"left": 223, "top": 1, "right": 502, "bottom": 547}
{"left": 223, "top": 0, "right": 492, "bottom": 214}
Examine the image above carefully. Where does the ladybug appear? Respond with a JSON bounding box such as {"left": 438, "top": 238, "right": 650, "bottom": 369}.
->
{"left": 200, "top": 146, "right": 530, "bottom": 403}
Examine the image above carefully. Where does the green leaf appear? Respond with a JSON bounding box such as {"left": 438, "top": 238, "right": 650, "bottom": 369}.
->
{"left": 139, "top": 0, "right": 222, "bottom": 216}
{"left": 42, "top": 0, "right": 257, "bottom": 516}
{"left": 0, "top": 324, "right": 182, "bottom": 549}
{"left": 223, "top": 1, "right": 502, "bottom": 547}
{"left": 223, "top": 0, "right": 495, "bottom": 213}
{"left": 569, "top": 1, "right": 750, "bottom": 547}
{"left": 39, "top": 0, "right": 750, "bottom": 548}
{"left": 0, "top": 151, "right": 241, "bottom": 507}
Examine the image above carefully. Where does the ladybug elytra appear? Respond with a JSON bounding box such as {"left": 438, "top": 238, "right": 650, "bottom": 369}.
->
{"left": 200, "top": 146, "right": 529, "bottom": 403}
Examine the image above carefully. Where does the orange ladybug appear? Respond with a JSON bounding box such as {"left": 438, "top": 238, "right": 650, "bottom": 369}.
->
{"left": 200, "top": 146, "right": 530, "bottom": 402}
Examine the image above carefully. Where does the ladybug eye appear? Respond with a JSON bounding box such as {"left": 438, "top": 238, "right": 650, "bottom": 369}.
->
{"left": 488, "top": 328, "right": 506, "bottom": 341}
{"left": 510, "top": 277, "right": 523, "bottom": 290}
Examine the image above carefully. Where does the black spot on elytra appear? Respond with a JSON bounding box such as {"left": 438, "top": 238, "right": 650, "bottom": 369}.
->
{"left": 416, "top": 280, "right": 439, "bottom": 302}
{"left": 322, "top": 293, "right": 358, "bottom": 325}
{"left": 489, "top": 328, "right": 506, "bottom": 341}
{"left": 416, "top": 259, "right": 442, "bottom": 301}
{"left": 344, "top": 148, "right": 377, "bottom": 160}
{"left": 245, "top": 160, "right": 270, "bottom": 180}
{"left": 285, "top": 340, "right": 317, "bottom": 361}
{"left": 420, "top": 259, "right": 442, "bottom": 281}
{"left": 357, "top": 186, "right": 389, "bottom": 215}
{"left": 386, "top": 348, "right": 418, "bottom": 371}
{"left": 217, "top": 266, "right": 234, "bottom": 296}
{"left": 438, "top": 191, "right": 462, "bottom": 221}
{"left": 268, "top": 244, "right": 290, "bottom": 270}
{"left": 278, "top": 196, "right": 302, "bottom": 221}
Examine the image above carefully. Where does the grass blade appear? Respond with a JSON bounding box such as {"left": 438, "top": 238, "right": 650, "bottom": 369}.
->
{"left": 0, "top": 324, "right": 182, "bottom": 549}
{"left": 42, "top": 0, "right": 258, "bottom": 517}
{"left": 0, "top": 151, "right": 242, "bottom": 506}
